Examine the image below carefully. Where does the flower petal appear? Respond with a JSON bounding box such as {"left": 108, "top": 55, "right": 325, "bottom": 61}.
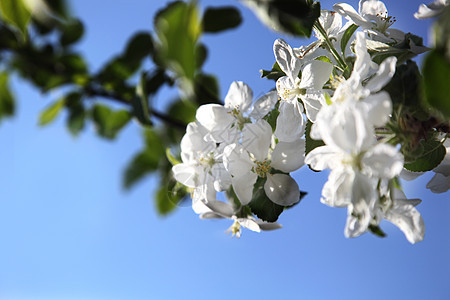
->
{"left": 299, "top": 60, "right": 333, "bottom": 90}
{"left": 271, "top": 139, "right": 305, "bottom": 173}
{"left": 362, "top": 143, "right": 404, "bottom": 179}
{"left": 242, "top": 119, "right": 272, "bottom": 161}
{"left": 224, "top": 81, "right": 253, "bottom": 113}
{"left": 274, "top": 101, "right": 305, "bottom": 143}
{"left": 273, "top": 39, "right": 302, "bottom": 82}
{"left": 385, "top": 199, "right": 425, "bottom": 244}
{"left": 196, "top": 104, "right": 233, "bottom": 132}
{"left": 365, "top": 56, "right": 397, "bottom": 93}
{"left": 233, "top": 173, "right": 258, "bottom": 205}
{"left": 250, "top": 90, "right": 278, "bottom": 119}
{"left": 264, "top": 173, "right": 300, "bottom": 206}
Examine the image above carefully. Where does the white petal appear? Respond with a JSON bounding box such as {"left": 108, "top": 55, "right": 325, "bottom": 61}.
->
{"left": 196, "top": 104, "right": 233, "bottom": 132}
{"left": 242, "top": 119, "right": 272, "bottom": 161}
{"left": 264, "top": 174, "right": 300, "bottom": 206}
{"left": 274, "top": 101, "right": 305, "bottom": 143}
{"left": 256, "top": 220, "right": 283, "bottom": 231}
{"left": 414, "top": 0, "right": 448, "bottom": 19}
{"left": 203, "top": 200, "right": 235, "bottom": 218}
{"left": 250, "top": 90, "right": 279, "bottom": 119}
{"left": 359, "top": 0, "right": 388, "bottom": 23}
{"left": 232, "top": 173, "right": 258, "bottom": 205}
{"left": 172, "top": 163, "right": 201, "bottom": 188}
{"left": 224, "top": 81, "right": 253, "bottom": 113}
{"left": 238, "top": 218, "right": 261, "bottom": 232}
{"left": 299, "top": 60, "right": 333, "bottom": 90}
{"left": 223, "top": 144, "right": 253, "bottom": 177}
{"left": 302, "top": 91, "right": 325, "bottom": 122}
{"left": 271, "top": 139, "right": 305, "bottom": 173}
{"left": 357, "top": 92, "right": 392, "bottom": 127}
{"left": 333, "top": 3, "right": 372, "bottom": 28}
{"left": 273, "top": 39, "right": 302, "bottom": 82}
{"left": 362, "top": 143, "right": 404, "bottom": 179}
{"left": 321, "top": 167, "right": 355, "bottom": 207}
{"left": 365, "top": 56, "right": 397, "bottom": 93}
{"left": 305, "top": 145, "right": 343, "bottom": 171}
{"left": 385, "top": 199, "right": 425, "bottom": 244}
{"left": 426, "top": 173, "right": 450, "bottom": 193}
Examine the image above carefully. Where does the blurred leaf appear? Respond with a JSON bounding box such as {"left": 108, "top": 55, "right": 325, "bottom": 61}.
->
{"left": 195, "top": 43, "right": 208, "bottom": 69}
{"left": 0, "top": 25, "right": 19, "bottom": 49}
{"left": 155, "top": 1, "right": 201, "bottom": 82}
{"left": 249, "top": 177, "right": 284, "bottom": 222}
{"left": 242, "top": 0, "right": 320, "bottom": 37}
{"left": 0, "top": 0, "right": 31, "bottom": 35}
{"left": 60, "top": 19, "right": 84, "bottom": 46}
{"left": 423, "top": 50, "right": 450, "bottom": 118}
{"left": 404, "top": 139, "right": 446, "bottom": 172}
{"left": 0, "top": 72, "right": 15, "bottom": 122}
{"left": 260, "top": 62, "right": 284, "bottom": 81}
{"left": 340, "top": 23, "right": 358, "bottom": 56}
{"left": 131, "top": 73, "right": 152, "bottom": 127}
{"left": 91, "top": 104, "right": 131, "bottom": 139}
{"left": 193, "top": 73, "right": 220, "bottom": 105}
{"left": 124, "top": 32, "right": 154, "bottom": 62}
{"left": 64, "top": 92, "right": 85, "bottom": 136}
{"left": 39, "top": 98, "right": 65, "bottom": 126}
{"left": 44, "top": 0, "right": 69, "bottom": 19}
{"left": 155, "top": 178, "right": 187, "bottom": 216}
{"left": 123, "top": 151, "right": 159, "bottom": 189}
{"left": 202, "top": 6, "right": 242, "bottom": 33}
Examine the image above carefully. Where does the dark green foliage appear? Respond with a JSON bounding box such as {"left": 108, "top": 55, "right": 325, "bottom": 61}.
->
{"left": 202, "top": 6, "right": 242, "bottom": 33}
{"left": 0, "top": 72, "right": 15, "bottom": 122}
{"left": 64, "top": 92, "right": 86, "bottom": 136}
{"left": 340, "top": 24, "right": 358, "bottom": 57}
{"left": 423, "top": 50, "right": 450, "bottom": 119}
{"left": 260, "top": 62, "right": 284, "bottom": 81}
{"left": 404, "top": 139, "right": 446, "bottom": 172}
{"left": 369, "top": 225, "right": 387, "bottom": 238}
{"left": 60, "top": 19, "right": 84, "bottom": 46}
{"left": 245, "top": 0, "right": 320, "bottom": 37}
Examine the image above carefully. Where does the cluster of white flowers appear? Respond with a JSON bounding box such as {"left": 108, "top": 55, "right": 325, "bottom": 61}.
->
{"left": 171, "top": 0, "right": 449, "bottom": 242}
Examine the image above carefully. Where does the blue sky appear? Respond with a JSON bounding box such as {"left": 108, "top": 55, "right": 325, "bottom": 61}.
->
{"left": 0, "top": 0, "right": 449, "bottom": 299}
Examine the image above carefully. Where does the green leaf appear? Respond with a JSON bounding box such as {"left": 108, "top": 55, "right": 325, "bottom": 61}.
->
{"left": 404, "top": 139, "right": 446, "bottom": 172}
{"left": 193, "top": 73, "right": 220, "bottom": 105}
{"left": 124, "top": 32, "right": 154, "bottom": 61}
{"left": 155, "top": 178, "right": 187, "bottom": 216}
{"left": 91, "top": 104, "right": 131, "bottom": 139}
{"left": 249, "top": 177, "right": 284, "bottom": 222}
{"left": 131, "top": 73, "right": 152, "bottom": 127}
{"left": 244, "top": 0, "right": 320, "bottom": 37}
{"left": 260, "top": 62, "right": 284, "bottom": 81}
{"left": 202, "top": 6, "right": 242, "bottom": 33}
{"left": 123, "top": 150, "right": 160, "bottom": 189}
{"left": 60, "top": 19, "right": 84, "bottom": 46}
{"left": 154, "top": 1, "right": 201, "bottom": 82}
{"left": 305, "top": 120, "right": 324, "bottom": 157}
{"left": 0, "top": 72, "right": 15, "bottom": 122}
{"left": 263, "top": 101, "right": 280, "bottom": 131}
{"left": 423, "top": 50, "right": 450, "bottom": 118}
{"left": 340, "top": 23, "right": 358, "bottom": 57}
{"left": 64, "top": 92, "right": 85, "bottom": 136}
{"left": 0, "top": 26, "right": 19, "bottom": 49}
{"left": 166, "top": 148, "right": 181, "bottom": 165}
{"left": 368, "top": 224, "right": 386, "bottom": 238}
{"left": 39, "top": 99, "right": 65, "bottom": 126}
{"left": 0, "top": 0, "right": 31, "bottom": 35}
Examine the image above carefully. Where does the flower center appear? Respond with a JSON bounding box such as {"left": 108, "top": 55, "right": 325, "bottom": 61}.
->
{"left": 375, "top": 12, "right": 396, "bottom": 33}
{"left": 253, "top": 160, "right": 272, "bottom": 178}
